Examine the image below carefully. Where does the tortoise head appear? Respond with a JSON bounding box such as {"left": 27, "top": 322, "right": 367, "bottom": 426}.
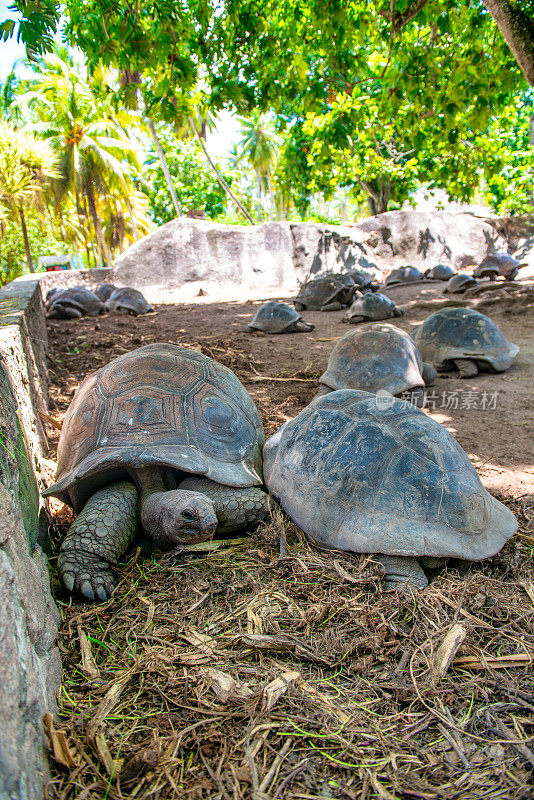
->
{"left": 140, "top": 489, "right": 217, "bottom": 548}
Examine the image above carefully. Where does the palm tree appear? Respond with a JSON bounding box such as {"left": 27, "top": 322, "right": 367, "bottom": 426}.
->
{"left": 237, "top": 112, "right": 281, "bottom": 220}
{"left": 0, "top": 122, "right": 58, "bottom": 272}
{"left": 24, "top": 52, "right": 142, "bottom": 266}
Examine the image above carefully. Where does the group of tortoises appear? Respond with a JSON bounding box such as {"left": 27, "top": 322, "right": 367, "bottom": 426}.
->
{"left": 45, "top": 285, "right": 519, "bottom": 599}
{"left": 45, "top": 284, "right": 153, "bottom": 319}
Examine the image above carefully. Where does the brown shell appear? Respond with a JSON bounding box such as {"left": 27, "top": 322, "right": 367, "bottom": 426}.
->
{"left": 45, "top": 344, "right": 264, "bottom": 509}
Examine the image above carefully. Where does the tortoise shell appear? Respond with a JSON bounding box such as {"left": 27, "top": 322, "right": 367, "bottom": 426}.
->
{"left": 248, "top": 301, "right": 303, "bottom": 333}
{"left": 385, "top": 266, "right": 424, "bottom": 286}
{"left": 425, "top": 264, "right": 455, "bottom": 281}
{"left": 106, "top": 287, "right": 153, "bottom": 315}
{"left": 263, "top": 390, "right": 517, "bottom": 559}
{"left": 94, "top": 284, "right": 118, "bottom": 302}
{"left": 47, "top": 287, "right": 104, "bottom": 317}
{"left": 45, "top": 344, "right": 264, "bottom": 509}
{"left": 443, "top": 273, "right": 478, "bottom": 293}
{"left": 412, "top": 308, "right": 519, "bottom": 373}
{"left": 320, "top": 324, "right": 424, "bottom": 396}
{"left": 344, "top": 292, "right": 402, "bottom": 322}
{"left": 295, "top": 276, "right": 353, "bottom": 308}
{"left": 475, "top": 253, "right": 519, "bottom": 280}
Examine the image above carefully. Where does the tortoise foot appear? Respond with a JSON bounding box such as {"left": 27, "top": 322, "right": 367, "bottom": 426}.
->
{"left": 58, "top": 551, "right": 116, "bottom": 601}
{"left": 376, "top": 555, "right": 429, "bottom": 592}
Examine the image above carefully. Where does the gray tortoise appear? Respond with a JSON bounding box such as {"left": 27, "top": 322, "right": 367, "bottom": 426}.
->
{"left": 44, "top": 344, "right": 269, "bottom": 601}
{"left": 385, "top": 266, "right": 424, "bottom": 286}
{"left": 263, "top": 389, "right": 517, "bottom": 590}
{"left": 443, "top": 273, "right": 478, "bottom": 294}
{"left": 317, "top": 324, "right": 435, "bottom": 405}
{"left": 344, "top": 292, "right": 404, "bottom": 324}
{"left": 295, "top": 276, "right": 355, "bottom": 311}
{"left": 46, "top": 287, "right": 105, "bottom": 319}
{"left": 106, "top": 287, "right": 153, "bottom": 315}
{"left": 474, "top": 254, "right": 521, "bottom": 281}
{"left": 94, "top": 283, "right": 118, "bottom": 302}
{"left": 413, "top": 307, "right": 519, "bottom": 378}
{"left": 244, "top": 302, "right": 314, "bottom": 333}
{"left": 424, "top": 264, "right": 455, "bottom": 281}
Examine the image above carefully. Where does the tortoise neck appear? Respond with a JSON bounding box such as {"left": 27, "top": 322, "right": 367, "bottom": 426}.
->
{"left": 135, "top": 466, "right": 167, "bottom": 500}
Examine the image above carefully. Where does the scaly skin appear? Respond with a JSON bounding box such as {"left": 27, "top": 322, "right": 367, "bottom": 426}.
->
{"left": 58, "top": 480, "right": 138, "bottom": 601}
{"left": 376, "top": 555, "right": 429, "bottom": 591}
{"left": 454, "top": 358, "right": 479, "bottom": 379}
{"left": 179, "top": 476, "right": 270, "bottom": 533}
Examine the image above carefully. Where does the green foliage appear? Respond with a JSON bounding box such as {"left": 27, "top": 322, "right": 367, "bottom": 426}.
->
{"left": 0, "top": 1, "right": 60, "bottom": 60}
{"left": 0, "top": 209, "right": 64, "bottom": 284}
{"left": 140, "top": 129, "right": 231, "bottom": 224}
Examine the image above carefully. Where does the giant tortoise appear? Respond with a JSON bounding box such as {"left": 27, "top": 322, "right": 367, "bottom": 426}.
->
{"left": 44, "top": 344, "right": 269, "bottom": 600}
{"left": 424, "top": 264, "right": 455, "bottom": 281}
{"left": 263, "top": 390, "right": 517, "bottom": 589}
{"left": 46, "top": 287, "right": 105, "bottom": 319}
{"left": 106, "top": 287, "right": 153, "bottom": 315}
{"left": 244, "top": 301, "right": 314, "bottom": 333}
{"left": 475, "top": 253, "right": 521, "bottom": 281}
{"left": 443, "top": 273, "right": 478, "bottom": 294}
{"left": 413, "top": 307, "right": 519, "bottom": 378}
{"left": 344, "top": 292, "right": 404, "bottom": 323}
{"left": 294, "top": 276, "right": 355, "bottom": 311}
{"left": 385, "top": 266, "right": 424, "bottom": 286}
{"left": 317, "top": 324, "right": 435, "bottom": 405}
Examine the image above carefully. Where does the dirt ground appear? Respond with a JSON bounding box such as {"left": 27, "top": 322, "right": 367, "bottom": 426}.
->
{"left": 43, "top": 280, "right": 534, "bottom": 800}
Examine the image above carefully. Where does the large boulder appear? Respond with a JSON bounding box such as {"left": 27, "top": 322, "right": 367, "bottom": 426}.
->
{"left": 353, "top": 210, "right": 507, "bottom": 271}
{"left": 112, "top": 219, "right": 296, "bottom": 300}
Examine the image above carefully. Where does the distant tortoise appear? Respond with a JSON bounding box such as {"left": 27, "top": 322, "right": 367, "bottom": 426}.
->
{"left": 412, "top": 307, "right": 519, "bottom": 378}
{"left": 443, "top": 273, "right": 478, "bottom": 294}
{"left": 342, "top": 270, "right": 380, "bottom": 292}
{"left": 424, "top": 264, "right": 455, "bottom": 281}
{"left": 263, "top": 390, "right": 517, "bottom": 589}
{"left": 294, "top": 276, "right": 355, "bottom": 312}
{"left": 385, "top": 266, "right": 424, "bottom": 286}
{"left": 244, "top": 302, "right": 314, "bottom": 333}
{"left": 94, "top": 283, "right": 118, "bottom": 302}
{"left": 475, "top": 254, "right": 521, "bottom": 281}
{"left": 43, "top": 344, "right": 269, "bottom": 601}
{"left": 46, "top": 287, "right": 105, "bottom": 319}
{"left": 344, "top": 292, "right": 404, "bottom": 324}
{"left": 106, "top": 287, "right": 153, "bottom": 315}
{"left": 317, "top": 324, "right": 435, "bottom": 405}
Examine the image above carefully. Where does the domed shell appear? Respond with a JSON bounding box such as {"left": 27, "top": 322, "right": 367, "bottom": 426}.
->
{"left": 45, "top": 344, "right": 264, "bottom": 509}
{"left": 476, "top": 253, "right": 519, "bottom": 280}
{"left": 47, "top": 287, "right": 104, "bottom": 316}
{"left": 320, "top": 324, "right": 424, "bottom": 396}
{"left": 106, "top": 287, "right": 153, "bottom": 314}
{"left": 385, "top": 266, "right": 424, "bottom": 286}
{"left": 344, "top": 292, "right": 400, "bottom": 322}
{"left": 295, "top": 276, "right": 352, "bottom": 308}
{"left": 443, "top": 273, "right": 478, "bottom": 293}
{"left": 248, "top": 302, "right": 302, "bottom": 333}
{"left": 263, "top": 390, "right": 517, "bottom": 559}
{"left": 425, "top": 264, "right": 455, "bottom": 281}
{"left": 94, "top": 283, "right": 118, "bottom": 302}
{"left": 412, "top": 308, "right": 519, "bottom": 373}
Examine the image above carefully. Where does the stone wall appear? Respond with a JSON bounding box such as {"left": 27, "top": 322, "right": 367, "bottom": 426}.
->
{"left": 0, "top": 280, "right": 62, "bottom": 800}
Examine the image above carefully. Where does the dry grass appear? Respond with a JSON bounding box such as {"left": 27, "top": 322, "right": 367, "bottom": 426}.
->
{"left": 46, "top": 498, "right": 534, "bottom": 800}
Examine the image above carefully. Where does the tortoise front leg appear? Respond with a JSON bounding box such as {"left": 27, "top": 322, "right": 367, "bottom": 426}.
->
{"left": 375, "top": 555, "right": 428, "bottom": 591}
{"left": 454, "top": 358, "right": 478, "bottom": 379}
{"left": 179, "top": 477, "right": 270, "bottom": 534}
{"left": 59, "top": 481, "right": 138, "bottom": 601}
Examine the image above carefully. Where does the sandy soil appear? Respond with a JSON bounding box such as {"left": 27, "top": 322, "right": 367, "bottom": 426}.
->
{"left": 46, "top": 279, "right": 534, "bottom": 499}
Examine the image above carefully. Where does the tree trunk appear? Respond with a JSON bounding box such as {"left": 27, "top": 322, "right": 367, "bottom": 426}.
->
{"left": 86, "top": 184, "right": 113, "bottom": 267}
{"left": 19, "top": 203, "right": 34, "bottom": 272}
{"left": 147, "top": 118, "right": 182, "bottom": 217}
{"left": 482, "top": 0, "right": 534, "bottom": 86}
{"left": 126, "top": 196, "right": 140, "bottom": 240}
{"left": 188, "top": 117, "right": 254, "bottom": 223}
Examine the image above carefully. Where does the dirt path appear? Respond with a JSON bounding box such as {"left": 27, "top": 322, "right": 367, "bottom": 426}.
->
{"left": 46, "top": 280, "right": 534, "bottom": 498}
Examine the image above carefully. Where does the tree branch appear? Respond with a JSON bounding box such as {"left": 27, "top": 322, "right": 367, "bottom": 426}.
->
{"left": 482, "top": 0, "right": 534, "bottom": 86}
